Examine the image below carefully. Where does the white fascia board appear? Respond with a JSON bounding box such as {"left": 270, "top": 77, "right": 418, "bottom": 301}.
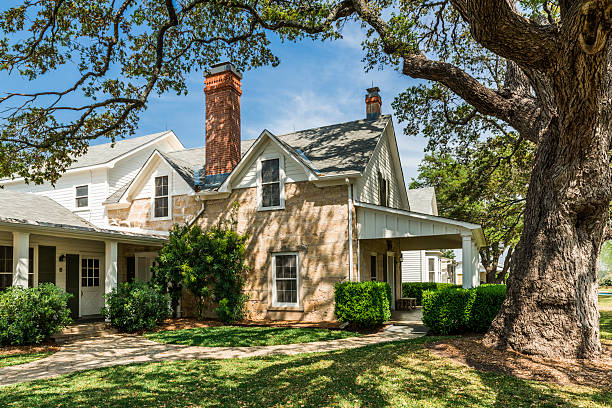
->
{"left": 213, "top": 130, "right": 319, "bottom": 194}
{"left": 384, "top": 120, "right": 410, "bottom": 209}
{"left": 118, "top": 150, "right": 172, "bottom": 203}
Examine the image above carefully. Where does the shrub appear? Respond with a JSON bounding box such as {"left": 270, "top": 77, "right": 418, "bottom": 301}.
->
{"left": 102, "top": 282, "right": 170, "bottom": 332}
{"left": 464, "top": 284, "right": 506, "bottom": 333}
{"left": 334, "top": 281, "right": 391, "bottom": 328}
{"left": 422, "top": 284, "right": 507, "bottom": 334}
{"left": 422, "top": 288, "right": 470, "bottom": 334}
{"left": 402, "top": 282, "right": 461, "bottom": 305}
{"left": 0, "top": 284, "right": 72, "bottom": 346}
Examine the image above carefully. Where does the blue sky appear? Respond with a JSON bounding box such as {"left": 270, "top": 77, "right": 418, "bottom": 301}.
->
{"left": 0, "top": 21, "right": 427, "bottom": 182}
{"left": 131, "top": 24, "right": 427, "bottom": 182}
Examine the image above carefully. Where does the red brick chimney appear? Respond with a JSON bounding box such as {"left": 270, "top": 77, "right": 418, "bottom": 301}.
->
{"left": 365, "top": 87, "right": 382, "bottom": 120}
{"left": 204, "top": 62, "right": 242, "bottom": 175}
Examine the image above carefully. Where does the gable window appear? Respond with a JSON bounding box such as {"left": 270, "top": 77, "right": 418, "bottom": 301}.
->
{"left": 75, "top": 185, "right": 88, "bottom": 208}
{"left": 81, "top": 258, "right": 100, "bottom": 287}
{"left": 259, "top": 157, "right": 283, "bottom": 209}
{"left": 0, "top": 246, "right": 12, "bottom": 290}
{"left": 378, "top": 171, "right": 389, "bottom": 207}
{"left": 273, "top": 253, "right": 298, "bottom": 306}
{"left": 370, "top": 255, "right": 377, "bottom": 281}
{"left": 154, "top": 176, "right": 169, "bottom": 218}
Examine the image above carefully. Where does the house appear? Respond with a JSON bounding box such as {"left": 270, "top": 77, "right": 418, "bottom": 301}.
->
{"left": 0, "top": 62, "right": 485, "bottom": 321}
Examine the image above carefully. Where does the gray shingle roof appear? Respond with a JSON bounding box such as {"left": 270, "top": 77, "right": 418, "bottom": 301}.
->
{"left": 0, "top": 190, "right": 165, "bottom": 241}
{"left": 104, "top": 115, "right": 390, "bottom": 202}
{"left": 67, "top": 131, "right": 172, "bottom": 170}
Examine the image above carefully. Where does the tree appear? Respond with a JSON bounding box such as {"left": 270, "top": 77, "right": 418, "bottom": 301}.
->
{"left": 2, "top": 0, "right": 610, "bottom": 358}
{"left": 411, "top": 135, "right": 532, "bottom": 283}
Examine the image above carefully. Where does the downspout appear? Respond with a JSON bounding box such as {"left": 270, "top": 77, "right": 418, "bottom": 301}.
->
{"left": 188, "top": 196, "right": 206, "bottom": 227}
{"left": 346, "top": 178, "right": 354, "bottom": 282}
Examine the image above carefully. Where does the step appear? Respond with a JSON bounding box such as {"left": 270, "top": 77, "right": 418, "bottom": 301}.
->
{"left": 52, "top": 322, "right": 118, "bottom": 344}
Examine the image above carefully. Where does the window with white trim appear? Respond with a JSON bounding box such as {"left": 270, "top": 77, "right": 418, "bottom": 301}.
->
{"left": 273, "top": 253, "right": 298, "bottom": 306}
{"left": 0, "top": 246, "right": 12, "bottom": 290}
{"left": 81, "top": 258, "right": 100, "bottom": 287}
{"left": 154, "top": 175, "right": 169, "bottom": 218}
{"left": 260, "top": 158, "right": 281, "bottom": 208}
{"left": 370, "top": 255, "right": 377, "bottom": 281}
{"left": 378, "top": 171, "right": 389, "bottom": 207}
{"left": 75, "top": 185, "right": 88, "bottom": 208}
{"left": 428, "top": 257, "right": 436, "bottom": 282}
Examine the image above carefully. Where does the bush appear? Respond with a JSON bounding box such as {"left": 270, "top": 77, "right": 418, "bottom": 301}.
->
{"left": 422, "top": 288, "right": 470, "bottom": 334}
{"left": 422, "top": 284, "right": 506, "bottom": 334}
{"left": 334, "top": 281, "right": 391, "bottom": 328}
{"left": 0, "top": 284, "right": 72, "bottom": 346}
{"left": 402, "top": 282, "right": 461, "bottom": 305}
{"left": 102, "top": 282, "right": 170, "bottom": 332}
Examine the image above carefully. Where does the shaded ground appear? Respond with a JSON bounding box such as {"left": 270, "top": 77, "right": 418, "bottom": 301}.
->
{"left": 0, "top": 352, "right": 56, "bottom": 368}
{"left": 144, "top": 325, "right": 359, "bottom": 347}
{"left": 428, "top": 336, "right": 612, "bottom": 390}
{"left": 1, "top": 337, "right": 609, "bottom": 408}
{"left": 152, "top": 318, "right": 343, "bottom": 332}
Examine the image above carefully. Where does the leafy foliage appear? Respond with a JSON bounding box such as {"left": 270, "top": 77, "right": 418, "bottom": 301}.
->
{"left": 0, "top": 283, "right": 72, "bottom": 346}
{"left": 102, "top": 281, "right": 170, "bottom": 333}
{"left": 334, "top": 281, "right": 391, "bottom": 328}
{"left": 422, "top": 284, "right": 506, "bottom": 335}
{"left": 401, "top": 282, "right": 460, "bottom": 305}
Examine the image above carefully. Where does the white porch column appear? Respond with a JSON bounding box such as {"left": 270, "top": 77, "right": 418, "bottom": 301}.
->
{"left": 12, "top": 232, "right": 29, "bottom": 288}
{"left": 461, "top": 233, "right": 480, "bottom": 288}
{"left": 105, "top": 240, "right": 118, "bottom": 295}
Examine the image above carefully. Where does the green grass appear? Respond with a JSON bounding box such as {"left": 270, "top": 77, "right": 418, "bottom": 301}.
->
{"left": 144, "top": 326, "right": 359, "bottom": 347}
{"left": 1, "top": 338, "right": 610, "bottom": 407}
{"left": 599, "top": 295, "right": 612, "bottom": 345}
{"left": 0, "top": 352, "right": 53, "bottom": 368}
{"left": 599, "top": 294, "right": 612, "bottom": 309}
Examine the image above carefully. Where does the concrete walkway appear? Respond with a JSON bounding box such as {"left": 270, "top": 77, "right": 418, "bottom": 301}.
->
{"left": 0, "top": 324, "right": 426, "bottom": 387}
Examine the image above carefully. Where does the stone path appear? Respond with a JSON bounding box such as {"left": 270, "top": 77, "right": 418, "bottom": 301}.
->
{"left": 0, "top": 324, "right": 426, "bottom": 387}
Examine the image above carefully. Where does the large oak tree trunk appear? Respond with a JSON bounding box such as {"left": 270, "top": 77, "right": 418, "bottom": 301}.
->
{"left": 484, "top": 43, "right": 612, "bottom": 359}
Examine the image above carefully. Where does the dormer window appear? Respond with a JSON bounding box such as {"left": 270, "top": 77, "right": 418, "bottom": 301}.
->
{"left": 378, "top": 171, "right": 389, "bottom": 207}
{"left": 154, "top": 175, "right": 169, "bottom": 218}
{"left": 75, "top": 185, "right": 88, "bottom": 208}
{"left": 259, "top": 157, "right": 284, "bottom": 210}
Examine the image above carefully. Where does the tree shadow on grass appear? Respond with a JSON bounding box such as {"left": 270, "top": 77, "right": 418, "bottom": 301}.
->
{"left": 1, "top": 338, "right": 609, "bottom": 408}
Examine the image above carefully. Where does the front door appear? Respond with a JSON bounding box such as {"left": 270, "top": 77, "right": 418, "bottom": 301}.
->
{"left": 80, "top": 257, "right": 104, "bottom": 316}
{"left": 65, "top": 254, "right": 80, "bottom": 318}
{"left": 38, "top": 246, "right": 56, "bottom": 284}
{"left": 387, "top": 253, "right": 395, "bottom": 310}
{"left": 136, "top": 253, "right": 157, "bottom": 282}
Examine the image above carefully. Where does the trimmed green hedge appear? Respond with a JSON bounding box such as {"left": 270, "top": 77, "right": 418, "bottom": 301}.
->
{"left": 402, "top": 282, "right": 461, "bottom": 305}
{"left": 0, "top": 284, "right": 72, "bottom": 346}
{"left": 334, "top": 281, "right": 391, "bottom": 328}
{"left": 422, "top": 284, "right": 506, "bottom": 335}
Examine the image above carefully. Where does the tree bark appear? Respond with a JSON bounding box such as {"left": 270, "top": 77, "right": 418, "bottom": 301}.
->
{"left": 483, "top": 38, "right": 612, "bottom": 359}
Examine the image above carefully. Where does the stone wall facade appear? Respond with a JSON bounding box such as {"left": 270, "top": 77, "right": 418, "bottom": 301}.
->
{"left": 108, "top": 181, "right": 353, "bottom": 322}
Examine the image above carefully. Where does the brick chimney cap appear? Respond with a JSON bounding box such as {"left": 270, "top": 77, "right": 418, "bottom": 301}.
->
{"left": 206, "top": 61, "right": 242, "bottom": 79}
{"left": 366, "top": 87, "right": 380, "bottom": 96}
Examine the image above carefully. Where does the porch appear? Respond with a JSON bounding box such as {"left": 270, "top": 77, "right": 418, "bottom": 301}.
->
{"left": 353, "top": 202, "right": 486, "bottom": 309}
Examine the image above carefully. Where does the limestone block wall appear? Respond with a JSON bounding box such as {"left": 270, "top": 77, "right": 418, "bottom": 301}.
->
{"left": 108, "top": 181, "right": 353, "bottom": 322}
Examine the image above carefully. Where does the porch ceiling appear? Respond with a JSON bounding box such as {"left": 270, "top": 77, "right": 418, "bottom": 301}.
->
{"left": 355, "top": 202, "right": 486, "bottom": 248}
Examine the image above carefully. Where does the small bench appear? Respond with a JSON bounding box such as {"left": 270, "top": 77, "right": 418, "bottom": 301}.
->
{"left": 395, "top": 297, "right": 417, "bottom": 311}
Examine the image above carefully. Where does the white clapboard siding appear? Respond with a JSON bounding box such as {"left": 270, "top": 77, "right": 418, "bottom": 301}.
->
{"left": 401, "top": 250, "right": 423, "bottom": 283}
{"left": 234, "top": 141, "right": 309, "bottom": 188}
{"left": 134, "top": 158, "right": 193, "bottom": 200}
{"left": 355, "top": 126, "right": 403, "bottom": 209}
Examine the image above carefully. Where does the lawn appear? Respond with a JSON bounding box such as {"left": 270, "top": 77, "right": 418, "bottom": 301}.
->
{"left": 1, "top": 337, "right": 610, "bottom": 407}
{"left": 600, "top": 295, "right": 612, "bottom": 345}
{"left": 144, "top": 325, "right": 359, "bottom": 347}
{"left": 0, "top": 352, "right": 54, "bottom": 368}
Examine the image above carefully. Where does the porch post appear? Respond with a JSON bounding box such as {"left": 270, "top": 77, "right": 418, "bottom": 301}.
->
{"left": 461, "top": 233, "right": 479, "bottom": 289}
{"left": 105, "top": 240, "right": 118, "bottom": 295}
{"left": 12, "top": 231, "right": 29, "bottom": 288}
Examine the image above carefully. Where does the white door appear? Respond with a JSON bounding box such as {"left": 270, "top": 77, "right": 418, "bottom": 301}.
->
{"left": 80, "top": 257, "right": 104, "bottom": 316}
{"left": 387, "top": 253, "right": 395, "bottom": 310}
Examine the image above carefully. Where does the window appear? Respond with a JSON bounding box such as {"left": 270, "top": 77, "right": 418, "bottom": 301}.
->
{"left": 378, "top": 171, "right": 389, "bottom": 207}
{"left": 260, "top": 158, "right": 282, "bottom": 208}
{"left": 154, "top": 176, "right": 169, "bottom": 218}
{"left": 428, "top": 257, "right": 436, "bottom": 282}
{"left": 75, "top": 185, "right": 88, "bottom": 208}
{"left": 28, "top": 247, "right": 34, "bottom": 288}
{"left": 382, "top": 253, "right": 388, "bottom": 282}
{"left": 0, "top": 246, "right": 12, "bottom": 290}
{"left": 273, "top": 254, "right": 298, "bottom": 306}
{"left": 81, "top": 258, "right": 100, "bottom": 287}
{"left": 370, "top": 255, "right": 377, "bottom": 281}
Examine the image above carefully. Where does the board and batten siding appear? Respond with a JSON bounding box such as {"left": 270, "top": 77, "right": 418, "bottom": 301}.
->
{"left": 354, "top": 125, "right": 405, "bottom": 209}
{"left": 233, "top": 141, "right": 309, "bottom": 188}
